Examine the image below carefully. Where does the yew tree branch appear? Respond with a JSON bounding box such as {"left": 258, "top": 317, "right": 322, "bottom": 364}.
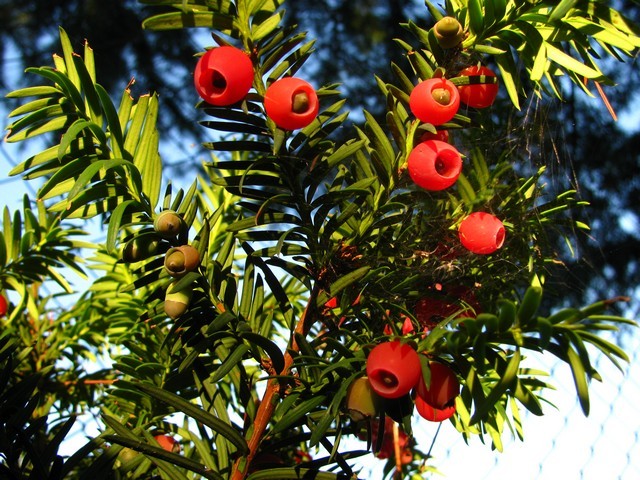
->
{"left": 231, "top": 284, "right": 321, "bottom": 480}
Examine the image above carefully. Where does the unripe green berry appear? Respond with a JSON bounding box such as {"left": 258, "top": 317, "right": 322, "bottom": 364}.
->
{"left": 345, "top": 377, "right": 380, "bottom": 421}
{"left": 164, "top": 245, "right": 201, "bottom": 277}
{"left": 434, "top": 17, "right": 464, "bottom": 49}
{"left": 164, "top": 282, "right": 193, "bottom": 319}
{"left": 121, "top": 235, "right": 161, "bottom": 262}
{"left": 154, "top": 210, "right": 185, "bottom": 239}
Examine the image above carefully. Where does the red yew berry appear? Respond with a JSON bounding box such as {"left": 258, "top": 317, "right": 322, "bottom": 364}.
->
{"left": 264, "top": 77, "right": 319, "bottom": 130}
{"left": 457, "top": 65, "right": 499, "bottom": 109}
{"left": 415, "top": 361, "right": 460, "bottom": 409}
{"left": 458, "top": 212, "right": 506, "bottom": 254}
{"left": 154, "top": 434, "right": 180, "bottom": 453}
{"left": 409, "top": 77, "right": 460, "bottom": 126}
{"left": 366, "top": 340, "right": 422, "bottom": 399}
{"left": 194, "top": 46, "right": 254, "bottom": 106}
{"left": 419, "top": 129, "right": 449, "bottom": 143}
{"left": 415, "top": 395, "right": 456, "bottom": 422}
{"left": 407, "top": 140, "right": 462, "bottom": 191}
{"left": 416, "top": 285, "right": 481, "bottom": 333}
{"left": 0, "top": 294, "right": 7, "bottom": 317}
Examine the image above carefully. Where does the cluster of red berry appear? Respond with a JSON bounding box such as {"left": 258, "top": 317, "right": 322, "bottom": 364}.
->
{"left": 194, "top": 45, "right": 319, "bottom": 130}
{"left": 365, "top": 340, "right": 460, "bottom": 423}
{"left": 192, "top": 46, "right": 504, "bottom": 255}
{"left": 350, "top": 67, "right": 500, "bottom": 452}
{"left": 190, "top": 39, "right": 501, "bottom": 462}
{"left": 408, "top": 66, "right": 504, "bottom": 255}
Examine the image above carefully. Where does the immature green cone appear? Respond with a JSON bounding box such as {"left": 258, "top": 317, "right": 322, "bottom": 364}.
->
{"left": 121, "top": 235, "right": 161, "bottom": 262}
{"left": 164, "top": 282, "right": 193, "bottom": 319}
{"left": 434, "top": 16, "right": 464, "bottom": 49}
{"left": 164, "top": 245, "right": 201, "bottom": 277}
{"left": 154, "top": 210, "right": 185, "bottom": 239}
{"left": 345, "top": 377, "right": 380, "bottom": 421}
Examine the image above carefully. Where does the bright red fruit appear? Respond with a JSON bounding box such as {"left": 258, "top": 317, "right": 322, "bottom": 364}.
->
{"left": 194, "top": 46, "right": 254, "bottom": 106}
{"left": 458, "top": 212, "right": 506, "bottom": 254}
{"left": 264, "top": 77, "right": 319, "bottom": 130}
{"left": 366, "top": 340, "right": 422, "bottom": 399}
{"left": 0, "top": 294, "right": 7, "bottom": 317}
{"left": 415, "top": 395, "right": 456, "bottom": 422}
{"left": 457, "top": 65, "right": 499, "bottom": 109}
{"left": 409, "top": 77, "right": 460, "bottom": 126}
{"left": 420, "top": 129, "right": 449, "bottom": 143}
{"left": 407, "top": 140, "right": 462, "bottom": 191}
{"left": 154, "top": 434, "right": 180, "bottom": 453}
{"left": 415, "top": 361, "right": 460, "bottom": 409}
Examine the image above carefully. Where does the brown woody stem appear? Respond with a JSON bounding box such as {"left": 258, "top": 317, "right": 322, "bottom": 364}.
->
{"left": 230, "top": 285, "right": 320, "bottom": 480}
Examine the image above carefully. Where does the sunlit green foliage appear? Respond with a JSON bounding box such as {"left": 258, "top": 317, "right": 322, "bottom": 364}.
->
{"left": 1, "top": 0, "right": 638, "bottom": 478}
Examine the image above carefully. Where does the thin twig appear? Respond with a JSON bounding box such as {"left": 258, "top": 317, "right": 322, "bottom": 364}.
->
{"left": 593, "top": 81, "right": 617, "bottom": 121}
{"left": 230, "top": 285, "right": 320, "bottom": 480}
{"left": 392, "top": 421, "right": 402, "bottom": 480}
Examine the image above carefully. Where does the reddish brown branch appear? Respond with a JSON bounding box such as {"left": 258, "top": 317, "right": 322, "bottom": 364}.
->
{"left": 231, "top": 286, "right": 320, "bottom": 480}
{"left": 63, "top": 379, "right": 118, "bottom": 386}
{"left": 392, "top": 421, "right": 402, "bottom": 479}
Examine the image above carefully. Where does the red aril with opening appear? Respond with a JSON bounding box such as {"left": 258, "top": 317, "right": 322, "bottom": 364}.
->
{"left": 407, "top": 140, "right": 462, "bottom": 191}
{"left": 264, "top": 77, "right": 319, "bottom": 130}
{"left": 458, "top": 212, "right": 506, "bottom": 254}
{"left": 366, "top": 340, "right": 422, "bottom": 399}
{"left": 409, "top": 77, "right": 460, "bottom": 125}
{"left": 194, "top": 46, "right": 254, "bottom": 106}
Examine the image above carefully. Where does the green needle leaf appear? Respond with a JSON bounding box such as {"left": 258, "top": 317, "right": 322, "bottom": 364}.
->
{"left": 129, "top": 381, "right": 249, "bottom": 454}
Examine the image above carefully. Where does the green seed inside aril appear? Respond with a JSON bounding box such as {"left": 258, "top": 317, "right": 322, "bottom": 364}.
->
{"left": 292, "top": 91, "right": 310, "bottom": 113}
{"left": 432, "top": 88, "right": 451, "bottom": 106}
